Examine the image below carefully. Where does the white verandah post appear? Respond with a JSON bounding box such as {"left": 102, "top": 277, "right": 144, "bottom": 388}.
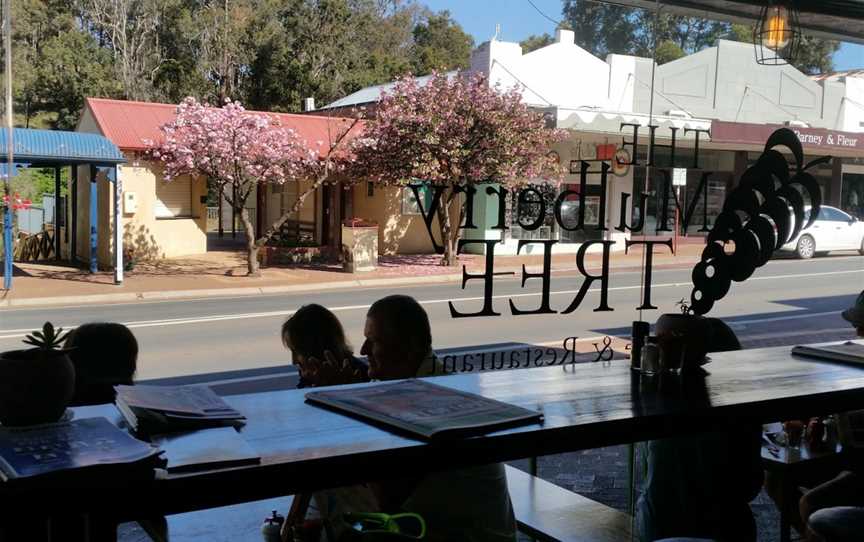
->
{"left": 109, "top": 165, "right": 123, "bottom": 284}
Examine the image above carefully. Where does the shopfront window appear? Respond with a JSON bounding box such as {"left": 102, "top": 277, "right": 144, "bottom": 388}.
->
{"left": 842, "top": 173, "right": 864, "bottom": 219}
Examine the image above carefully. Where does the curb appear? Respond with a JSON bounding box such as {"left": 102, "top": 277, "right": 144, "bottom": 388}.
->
{"left": 0, "top": 257, "right": 701, "bottom": 309}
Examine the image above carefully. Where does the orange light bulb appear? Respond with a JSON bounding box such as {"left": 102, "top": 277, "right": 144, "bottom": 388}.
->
{"left": 764, "top": 7, "right": 790, "bottom": 50}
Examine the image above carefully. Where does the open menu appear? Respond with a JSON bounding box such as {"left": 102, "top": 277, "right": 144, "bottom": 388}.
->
{"left": 0, "top": 417, "right": 160, "bottom": 481}
{"left": 792, "top": 342, "right": 864, "bottom": 366}
{"left": 305, "top": 379, "right": 543, "bottom": 440}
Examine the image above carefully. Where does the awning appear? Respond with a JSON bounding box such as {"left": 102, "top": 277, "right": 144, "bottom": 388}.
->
{"left": 0, "top": 128, "right": 125, "bottom": 167}
{"left": 556, "top": 107, "right": 712, "bottom": 139}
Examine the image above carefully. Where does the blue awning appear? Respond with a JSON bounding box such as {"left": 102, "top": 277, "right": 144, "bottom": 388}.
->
{"left": 0, "top": 128, "right": 125, "bottom": 167}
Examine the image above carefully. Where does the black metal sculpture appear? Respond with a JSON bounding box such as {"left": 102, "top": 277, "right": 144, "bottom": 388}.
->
{"left": 689, "top": 128, "right": 829, "bottom": 315}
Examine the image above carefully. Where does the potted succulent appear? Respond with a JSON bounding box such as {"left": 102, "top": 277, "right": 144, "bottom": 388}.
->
{"left": 655, "top": 300, "right": 712, "bottom": 373}
{"left": 0, "top": 322, "right": 75, "bottom": 426}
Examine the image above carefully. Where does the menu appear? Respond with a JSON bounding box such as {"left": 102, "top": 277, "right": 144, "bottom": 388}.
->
{"left": 0, "top": 417, "right": 159, "bottom": 481}
{"left": 305, "top": 379, "right": 543, "bottom": 440}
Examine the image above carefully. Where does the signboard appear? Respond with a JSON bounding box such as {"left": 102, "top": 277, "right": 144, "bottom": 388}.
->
{"left": 712, "top": 121, "right": 864, "bottom": 152}
{"left": 672, "top": 168, "right": 687, "bottom": 186}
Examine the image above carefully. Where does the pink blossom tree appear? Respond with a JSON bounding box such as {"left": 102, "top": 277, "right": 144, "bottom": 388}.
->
{"left": 149, "top": 97, "right": 358, "bottom": 276}
{"left": 349, "top": 72, "right": 565, "bottom": 266}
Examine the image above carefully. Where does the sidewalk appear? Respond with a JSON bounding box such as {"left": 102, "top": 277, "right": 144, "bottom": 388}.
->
{"left": 0, "top": 241, "right": 706, "bottom": 307}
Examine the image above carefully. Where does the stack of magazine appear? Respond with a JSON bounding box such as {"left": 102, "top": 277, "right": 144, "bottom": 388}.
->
{"left": 115, "top": 384, "right": 246, "bottom": 434}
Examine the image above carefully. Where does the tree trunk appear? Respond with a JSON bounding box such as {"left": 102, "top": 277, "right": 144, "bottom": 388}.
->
{"left": 239, "top": 207, "right": 260, "bottom": 276}
{"left": 436, "top": 186, "right": 460, "bottom": 267}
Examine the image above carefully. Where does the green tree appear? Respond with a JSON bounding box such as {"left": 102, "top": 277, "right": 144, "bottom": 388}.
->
{"left": 410, "top": 10, "right": 473, "bottom": 73}
{"left": 33, "top": 31, "right": 121, "bottom": 128}
{"left": 520, "top": 33, "right": 554, "bottom": 53}
{"left": 245, "top": 0, "right": 421, "bottom": 112}
{"left": 11, "top": 0, "right": 119, "bottom": 128}
{"left": 654, "top": 40, "right": 685, "bottom": 64}
{"left": 562, "top": 0, "right": 636, "bottom": 58}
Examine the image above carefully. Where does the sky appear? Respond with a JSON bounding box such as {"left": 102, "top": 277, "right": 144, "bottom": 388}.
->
{"left": 423, "top": 0, "right": 864, "bottom": 72}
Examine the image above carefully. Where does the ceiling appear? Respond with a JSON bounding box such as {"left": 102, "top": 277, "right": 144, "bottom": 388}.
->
{"left": 599, "top": 1, "right": 864, "bottom": 44}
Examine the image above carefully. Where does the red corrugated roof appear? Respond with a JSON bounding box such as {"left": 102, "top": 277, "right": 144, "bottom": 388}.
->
{"left": 84, "top": 97, "right": 364, "bottom": 154}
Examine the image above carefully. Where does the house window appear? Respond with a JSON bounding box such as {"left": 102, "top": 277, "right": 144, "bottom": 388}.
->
{"left": 367, "top": 182, "right": 375, "bottom": 197}
{"left": 401, "top": 183, "right": 431, "bottom": 215}
{"left": 155, "top": 177, "right": 193, "bottom": 218}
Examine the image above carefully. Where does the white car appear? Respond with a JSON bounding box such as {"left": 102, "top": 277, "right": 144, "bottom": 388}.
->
{"left": 780, "top": 205, "right": 864, "bottom": 259}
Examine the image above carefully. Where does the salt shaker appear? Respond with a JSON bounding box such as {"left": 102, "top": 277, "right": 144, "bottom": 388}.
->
{"left": 262, "top": 510, "right": 284, "bottom": 542}
{"left": 631, "top": 321, "right": 650, "bottom": 371}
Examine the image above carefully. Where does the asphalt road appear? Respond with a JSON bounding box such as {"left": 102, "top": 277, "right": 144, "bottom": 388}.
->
{"left": 1, "top": 254, "right": 862, "bottom": 381}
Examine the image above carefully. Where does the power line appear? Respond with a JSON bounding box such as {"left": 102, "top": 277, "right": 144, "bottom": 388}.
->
{"left": 525, "top": 0, "right": 562, "bottom": 27}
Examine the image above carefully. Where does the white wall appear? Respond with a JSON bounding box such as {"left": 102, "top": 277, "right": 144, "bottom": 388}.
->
{"left": 473, "top": 29, "right": 633, "bottom": 112}
{"left": 842, "top": 76, "right": 864, "bottom": 132}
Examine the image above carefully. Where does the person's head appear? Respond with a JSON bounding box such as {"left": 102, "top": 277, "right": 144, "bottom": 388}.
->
{"left": 361, "top": 295, "right": 432, "bottom": 380}
{"left": 64, "top": 323, "right": 138, "bottom": 405}
{"left": 842, "top": 291, "right": 864, "bottom": 337}
{"left": 282, "top": 304, "right": 352, "bottom": 382}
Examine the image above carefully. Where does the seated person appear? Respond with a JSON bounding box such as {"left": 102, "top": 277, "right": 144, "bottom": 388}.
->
{"left": 308, "top": 295, "right": 516, "bottom": 542}
{"left": 64, "top": 322, "right": 138, "bottom": 406}
{"left": 636, "top": 318, "right": 763, "bottom": 542}
{"left": 801, "top": 471, "right": 864, "bottom": 542}
{"left": 281, "top": 303, "right": 367, "bottom": 388}
{"left": 796, "top": 292, "right": 864, "bottom": 542}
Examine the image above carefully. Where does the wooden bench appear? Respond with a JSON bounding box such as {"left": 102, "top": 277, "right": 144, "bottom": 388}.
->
{"left": 505, "top": 465, "right": 634, "bottom": 542}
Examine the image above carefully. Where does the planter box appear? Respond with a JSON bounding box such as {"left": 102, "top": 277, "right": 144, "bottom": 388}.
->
{"left": 258, "top": 246, "right": 322, "bottom": 267}
{"left": 341, "top": 225, "right": 379, "bottom": 273}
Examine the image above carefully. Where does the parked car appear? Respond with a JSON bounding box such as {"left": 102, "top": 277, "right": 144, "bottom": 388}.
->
{"left": 780, "top": 205, "right": 864, "bottom": 259}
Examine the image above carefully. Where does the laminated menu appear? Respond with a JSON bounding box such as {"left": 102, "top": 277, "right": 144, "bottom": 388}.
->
{"left": 0, "top": 417, "right": 159, "bottom": 481}
{"left": 305, "top": 379, "right": 543, "bottom": 440}
{"left": 115, "top": 384, "right": 246, "bottom": 434}
{"left": 792, "top": 342, "right": 864, "bottom": 366}
{"left": 151, "top": 427, "right": 260, "bottom": 473}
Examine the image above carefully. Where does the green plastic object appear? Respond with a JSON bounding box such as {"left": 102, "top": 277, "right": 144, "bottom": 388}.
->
{"left": 343, "top": 512, "right": 426, "bottom": 540}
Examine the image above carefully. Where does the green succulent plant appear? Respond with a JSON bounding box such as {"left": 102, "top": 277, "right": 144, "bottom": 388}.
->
{"left": 23, "top": 322, "right": 70, "bottom": 351}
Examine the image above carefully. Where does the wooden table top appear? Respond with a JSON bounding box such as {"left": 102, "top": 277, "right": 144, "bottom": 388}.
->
{"left": 8, "top": 342, "right": 864, "bottom": 517}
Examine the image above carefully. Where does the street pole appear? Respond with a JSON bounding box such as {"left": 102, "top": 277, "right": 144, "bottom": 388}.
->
{"left": 2, "top": 0, "right": 13, "bottom": 290}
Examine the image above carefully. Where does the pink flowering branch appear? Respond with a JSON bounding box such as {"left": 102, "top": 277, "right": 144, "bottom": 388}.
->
{"left": 147, "top": 97, "right": 359, "bottom": 276}
{"left": 347, "top": 72, "right": 565, "bottom": 265}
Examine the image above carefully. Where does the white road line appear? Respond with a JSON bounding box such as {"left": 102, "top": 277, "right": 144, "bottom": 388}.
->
{"left": 0, "top": 268, "right": 861, "bottom": 338}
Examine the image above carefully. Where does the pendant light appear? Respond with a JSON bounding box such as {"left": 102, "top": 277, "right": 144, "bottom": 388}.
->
{"left": 753, "top": 1, "right": 801, "bottom": 66}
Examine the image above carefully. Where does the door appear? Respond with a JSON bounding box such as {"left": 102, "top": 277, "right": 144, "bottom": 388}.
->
{"left": 820, "top": 207, "right": 856, "bottom": 250}
{"left": 804, "top": 207, "right": 832, "bottom": 250}
{"left": 322, "top": 184, "right": 331, "bottom": 248}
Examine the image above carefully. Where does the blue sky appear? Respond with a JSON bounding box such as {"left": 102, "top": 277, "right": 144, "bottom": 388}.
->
{"left": 424, "top": 0, "right": 863, "bottom": 72}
